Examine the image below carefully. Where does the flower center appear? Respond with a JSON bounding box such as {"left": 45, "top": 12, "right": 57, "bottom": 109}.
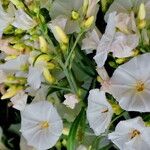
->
{"left": 71, "top": 10, "right": 80, "bottom": 20}
{"left": 130, "top": 129, "right": 140, "bottom": 139}
{"left": 136, "top": 81, "right": 144, "bottom": 92}
{"left": 40, "top": 121, "right": 49, "bottom": 129}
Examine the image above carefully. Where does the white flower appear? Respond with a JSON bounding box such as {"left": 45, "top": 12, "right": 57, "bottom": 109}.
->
{"left": 94, "top": 12, "right": 116, "bottom": 68}
{"left": 0, "top": 70, "right": 7, "bottom": 84}
{"left": 87, "top": 89, "right": 113, "bottom": 136}
{"left": 12, "top": 9, "right": 36, "bottom": 30}
{"left": 94, "top": 12, "right": 139, "bottom": 68}
{"left": 111, "top": 32, "right": 139, "bottom": 58}
{"left": 81, "top": 28, "right": 101, "bottom": 54}
{"left": 10, "top": 91, "right": 28, "bottom": 111}
{"left": 21, "top": 101, "right": 63, "bottom": 150}
{"left": 108, "top": 117, "right": 150, "bottom": 150}
{"left": 109, "top": 53, "right": 150, "bottom": 112}
{"left": 63, "top": 93, "right": 79, "bottom": 109}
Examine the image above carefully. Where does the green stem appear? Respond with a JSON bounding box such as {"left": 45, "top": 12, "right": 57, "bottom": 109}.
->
{"left": 65, "top": 32, "right": 84, "bottom": 68}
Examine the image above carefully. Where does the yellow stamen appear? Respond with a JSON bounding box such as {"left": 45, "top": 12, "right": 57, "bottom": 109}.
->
{"left": 136, "top": 81, "right": 145, "bottom": 92}
{"left": 40, "top": 121, "right": 49, "bottom": 129}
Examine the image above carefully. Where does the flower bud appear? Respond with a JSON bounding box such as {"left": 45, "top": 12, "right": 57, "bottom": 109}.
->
{"left": 116, "top": 58, "right": 126, "bottom": 64}
{"left": 138, "top": 20, "right": 146, "bottom": 29}
{"left": 39, "top": 36, "right": 48, "bottom": 53}
{"left": 54, "top": 26, "right": 69, "bottom": 44}
{"left": 138, "top": 3, "right": 146, "bottom": 20}
{"left": 83, "top": 16, "right": 94, "bottom": 29}
{"left": 1, "top": 86, "right": 23, "bottom": 99}
{"left": 47, "top": 62, "right": 55, "bottom": 70}
{"left": 43, "top": 68, "right": 55, "bottom": 84}
{"left": 36, "top": 54, "right": 52, "bottom": 63}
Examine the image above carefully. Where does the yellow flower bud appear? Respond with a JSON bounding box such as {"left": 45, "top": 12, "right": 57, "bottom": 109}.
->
{"left": 36, "top": 54, "right": 52, "bottom": 63}
{"left": 97, "top": 76, "right": 103, "bottom": 83}
{"left": 138, "top": 3, "right": 146, "bottom": 20}
{"left": 43, "top": 68, "right": 55, "bottom": 84}
{"left": 138, "top": 20, "right": 146, "bottom": 29}
{"left": 39, "top": 36, "right": 48, "bottom": 53}
{"left": 60, "top": 43, "right": 68, "bottom": 52}
{"left": 132, "top": 49, "right": 139, "bottom": 56}
{"left": 54, "top": 26, "right": 69, "bottom": 44}
{"left": 116, "top": 58, "right": 126, "bottom": 64}
{"left": 71, "top": 11, "right": 80, "bottom": 20}
{"left": 109, "top": 102, "right": 123, "bottom": 115}
{"left": 1, "top": 86, "right": 23, "bottom": 99}
{"left": 83, "top": 16, "right": 94, "bottom": 29}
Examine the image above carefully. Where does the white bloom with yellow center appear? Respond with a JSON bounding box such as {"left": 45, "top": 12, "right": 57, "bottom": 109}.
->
{"left": 108, "top": 117, "right": 150, "bottom": 150}
{"left": 21, "top": 101, "right": 63, "bottom": 149}
{"left": 87, "top": 89, "right": 113, "bottom": 136}
{"left": 109, "top": 53, "right": 150, "bottom": 112}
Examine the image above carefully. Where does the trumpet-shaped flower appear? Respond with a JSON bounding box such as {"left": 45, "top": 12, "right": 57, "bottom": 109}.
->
{"left": 109, "top": 53, "right": 150, "bottom": 112}
{"left": 108, "top": 117, "right": 150, "bottom": 150}
{"left": 21, "top": 101, "right": 63, "bottom": 150}
{"left": 87, "top": 89, "right": 113, "bottom": 135}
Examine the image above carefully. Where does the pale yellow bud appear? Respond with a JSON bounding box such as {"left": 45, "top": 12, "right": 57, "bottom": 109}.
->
{"left": 36, "top": 54, "right": 52, "bottom": 63}
{"left": 39, "top": 36, "right": 48, "bottom": 53}
{"left": 43, "top": 68, "right": 55, "bottom": 84}
{"left": 54, "top": 26, "right": 69, "bottom": 44}
{"left": 138, "top": 3, "right": 146, "bottom": 20}
{"left": 138, "top": 20, "right": 146, "bottom": 29}
{"left": 83, "top": 16, "right": 94, "bottom": 29}
{"left": 116, "top": 58, "right": 126, "bottom": 64}
{"left": 1, "top": 86, "right": 23, "bottom": 99}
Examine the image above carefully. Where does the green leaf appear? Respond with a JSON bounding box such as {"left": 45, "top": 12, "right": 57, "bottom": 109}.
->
{"left": 67, "top": 108, "right": 85, "bottom": 150}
